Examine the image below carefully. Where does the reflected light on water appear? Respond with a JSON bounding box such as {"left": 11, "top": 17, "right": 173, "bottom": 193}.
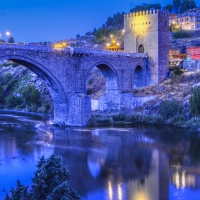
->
{"left": 108, "top": 181, "right": 113, "bottom": 200}
{"left": 118, "top": 183, "right": 122, "bottom": 200}
{"left": 134, "top": 191, "right": 148, "bottom": 200}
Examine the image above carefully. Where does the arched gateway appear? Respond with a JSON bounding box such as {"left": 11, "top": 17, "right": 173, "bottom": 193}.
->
{"left": 0, "top": 44, "right": 148, "bottom": 126}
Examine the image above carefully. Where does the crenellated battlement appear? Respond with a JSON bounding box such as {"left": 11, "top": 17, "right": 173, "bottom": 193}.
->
{"left": 124, "top": 9, "right": 168, "bottom": 18}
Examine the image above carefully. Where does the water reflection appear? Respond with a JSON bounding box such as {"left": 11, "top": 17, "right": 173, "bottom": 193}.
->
{"left": 2, "top": 112, "right": 200, "bottom": 200}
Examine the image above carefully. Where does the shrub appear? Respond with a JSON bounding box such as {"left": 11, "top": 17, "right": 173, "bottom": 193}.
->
{"left": 173, "top": 30, "right": 190, "bottom": 39}
{"left": 159, "top": 100, "right": 184, "bottom": 120}
{"left": 112, "top": 113, "right": 126, "bottom": 122}
{"left": 5, "top": 180, "right": 28, "bottom": 200}
{"left": 11, "top": 62, "right": 20, "bottom": 67}
{"left": 31, "top": 155, "right": 71, "bottom": 200}
{"left": 5, "top": 95, "right": 23, "bottom": 108}
{"left": 190, "top": 87, "right": 200, "bottom": 116}
{"left": 22, "top": 84, "right": 40, "bottom": 106}
{"left": 5, "top": 155, "right": 80, "bottom": 200}
{"left": 46, "top": 181, "right": 80, "bottom": 200}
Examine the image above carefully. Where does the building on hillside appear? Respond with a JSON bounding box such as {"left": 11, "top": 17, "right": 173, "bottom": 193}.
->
{"left": 124, "top": 9, "right": 169, "bottom": 85}
{"left": 187, "top": 46, "right": 200, "bottom": 60}
{"left": 169, "top": 8, "right": 200, "bottom": 30}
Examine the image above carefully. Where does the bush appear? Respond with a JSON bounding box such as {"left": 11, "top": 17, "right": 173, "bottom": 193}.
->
{"left": 5, "top": 180, "right": 28, "bottom": 200}
{"left": 31, "top": 155, "right": 71, "bottom": 200}
{"left": 22, "top": 84, "right": 40, "bottom": 106}
{"left": 159, "top": 100, "right": 184, "bottom": 120}
{"left": 173, "top": 30, "right": 190, "bottom": 39}
{"left": 190, "top": 87, "right": 200, "bottom": 116}
{"left": 5, "top": 155, "right": 80, "bottom": 200}
{"left": 112, "top": 113, "right": 126, "bottom": 122}
{"left": 11, "top": 62, "right": 20, "bottom": 67}
{"left": 5, "top": 95, "right": 23, "bottom": 108}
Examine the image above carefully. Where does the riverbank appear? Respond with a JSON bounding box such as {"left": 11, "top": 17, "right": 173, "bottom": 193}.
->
{"left": 88, "top": 112, "right": 200, "bottom": 133}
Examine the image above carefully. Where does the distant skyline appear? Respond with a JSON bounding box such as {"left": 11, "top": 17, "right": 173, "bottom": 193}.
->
{"left": 0, "top": 0, "right": 173, "bottom": 43}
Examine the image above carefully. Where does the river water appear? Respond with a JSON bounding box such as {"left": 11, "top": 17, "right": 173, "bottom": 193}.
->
{"left": 0, "top": 111, "right": 200, "bottom": 200}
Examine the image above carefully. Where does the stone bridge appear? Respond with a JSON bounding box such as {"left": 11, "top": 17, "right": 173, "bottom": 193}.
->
{"left": 0, "top": 43, "right": 149, "bottom": 126}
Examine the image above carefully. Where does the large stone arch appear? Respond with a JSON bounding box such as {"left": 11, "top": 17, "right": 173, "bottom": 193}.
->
{"left": 86, "top": 61, "right": 120, "bottom": 111}
{"left": 86, "top": 61, "right": 119, "bottom": 91}
{"left": 133, "top": 63, "right": 146, "bottom": 88}
{"left": 0, "top": 54, "right": 69, "bottom": 125}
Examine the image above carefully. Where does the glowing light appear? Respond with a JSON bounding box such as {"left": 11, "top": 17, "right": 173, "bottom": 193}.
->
{"left": 118, "top": 184, "right": 122, "bottom": 200}
{"left": 172, "top": 21, "right": 175, "bottom": 24}
{"left": 5, "top": 31, "right": 10, "bottom": 36}
{"left": 107, "top": 43, "right": 110, "bottom": 46}
{"left": 108, "top": 181, "right": 113, "bottom": 200}
{"left": 110, "top": 34, "right": 113, "bottom": 38}
{"left": 122, "top": 29, "right": 125, "bottom": 33}
{"left": 117, "top": 43, "right": 120, "bottom": 46}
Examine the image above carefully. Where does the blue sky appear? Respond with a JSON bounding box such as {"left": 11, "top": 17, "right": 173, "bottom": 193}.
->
{"left": 0, "top": 0, "right": 172, "bottom": 43}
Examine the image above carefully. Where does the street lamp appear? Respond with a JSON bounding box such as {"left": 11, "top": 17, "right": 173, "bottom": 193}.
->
{"left": 5, "top": 31, "right": 10, "bottom": 36}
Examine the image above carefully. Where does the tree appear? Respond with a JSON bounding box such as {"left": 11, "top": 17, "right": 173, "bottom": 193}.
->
{"left": 173, "top": 0, "right": 181, "bottom": 13}
{"left": 8, "top": 36, "right": 15, "bottom": 43}
{"left": 164, "top": 4, "right": 173, "bottom": 13}
{"left": 0, "top": 39, "right": 5, "bottom": 43}
{"left": 46, "top": 181, "right": 80, "bottom": 200}
{"left": 180, "top": 0, "right": 196, "bottom": 13}
{"left": 5, "top": 180, "right": 28, "bottom": 200}
{"left": 5, "top": 155, "right": 80, "bottom": 200}
{"left": 31, "top": 155, "right": 71, "bottom": 200}
{"left": 76, "top": 34, "right": 80, "bottom": 39}
{"left": 130, "top": 3, "right": 162, "bottom": 12}
{"left": 22, "top": 84, "right": 40, "bottom": 106}
{"left": 190, "top": 87, "right": 200, "bottom": 116}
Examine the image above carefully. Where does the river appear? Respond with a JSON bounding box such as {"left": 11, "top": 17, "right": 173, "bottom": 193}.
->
{"left": 0, "top": 110, "right": 200, "bottom": 200}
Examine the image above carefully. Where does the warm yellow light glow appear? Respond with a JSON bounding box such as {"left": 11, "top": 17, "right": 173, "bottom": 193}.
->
{"left": 134, "top": 191, "right": 148, "bottom": 200}
{"left": 117, "top": 43, "right": 120, "bottom": 46}
{"left": 63, "top": 42, "right": 66, "bottom": 46}
{"left": 172, "top": 21, "right": 175, "bottom": 24}
{"left": 118, "top": 184, "right": 122, "bottom": 200}
{"left": 112, "top": 40, "right": 116, "bottom": 43}
{"left": 107, "top": 43, "right": 110, "bottom": 46}
{"left": 5, "top": 31, "right": 10, "bottom": 36}
{"left": 110, "top": 34, "right": 113, "bottom": 38}
{"left": 108, "top": 181, "right": 113, "bottom": 200}
{"left": 122, "top": 29, "right": 125, "bottom": 33}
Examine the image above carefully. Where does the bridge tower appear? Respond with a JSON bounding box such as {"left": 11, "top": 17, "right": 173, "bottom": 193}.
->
{"left": 124, "top": 10, "right": 169, "bottom": 84}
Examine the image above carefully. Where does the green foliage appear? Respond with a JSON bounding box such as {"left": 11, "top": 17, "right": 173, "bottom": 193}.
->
{"left": 159, "top": 100, "right": 184, "bottom": 120}
{"left": 11, "top": 62, "right": 20, "bottom": 67}
{"left": 130, "top": 3, "right": 161, "bottom": 12}
{"left": 5, "top": 180, "right": 28, "bottom": 200}
{"left": 163, "top": 4, "right": 173, "bottom": 12}
{"left": 0, "top": 83, "right": 3, "bottom": 104}
{"left": 5, "top": 155, "right": 79, "bottom": 200}
{"left": 46, "top": 181, "right": 80, "bottom": 200}
{"left": 5, "top": 95, "right": 23, "bottom": 108}
{"left": 170, "top": 65, "right": 184, "bottom": 77}
{"left": 189, "top": 87, "right": 200, "bottom": 116}
{"left": 0, "top": 39, "right": 5, "bottom": 43}
{"left": 8, "top": 36, "right": 15, "bottom": 43}
{"left": 180, "top": 0, "right": 196, "bottom": 13}
{"left": 112, "top": 113, "right": 126, "bottom": 122}
{"left": 22, "top": 84, "right": 40, "bottom": 106}
{"left": 173, "top": 29, "right": 190, "bottom": 38}
{"left": 88, "top": 114, "right": 112, "bottom": 126}
{"left": 31, "top": 155, "right": 71, "bottom": 200}
{"left": 173, "top": 0, "right": 181, "bottom": 13}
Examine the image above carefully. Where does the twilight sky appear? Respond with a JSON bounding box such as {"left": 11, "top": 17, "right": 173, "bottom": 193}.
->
{"left": 0, "top": 0, "right": 172, "bottom": 43}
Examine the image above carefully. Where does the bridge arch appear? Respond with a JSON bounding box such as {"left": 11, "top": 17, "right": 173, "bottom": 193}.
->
{"left": 86, "top": 61, "right": 119, "bottom": 92}
{"left": 133, "top": 63, "right": 146, "bottom": 88}
{"left": 86, "top": 61, "right": 120, "bottom": 111}
{"left": 0, "top": 54, "right": 69, "bottom": 125}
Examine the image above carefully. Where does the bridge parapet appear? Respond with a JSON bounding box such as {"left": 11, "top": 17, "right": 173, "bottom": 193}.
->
{"left": 0, "top": 43, "right": 71, "bottom": 53}
{"left": 73, "top": 47, "right": 148, "bottom": 58}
